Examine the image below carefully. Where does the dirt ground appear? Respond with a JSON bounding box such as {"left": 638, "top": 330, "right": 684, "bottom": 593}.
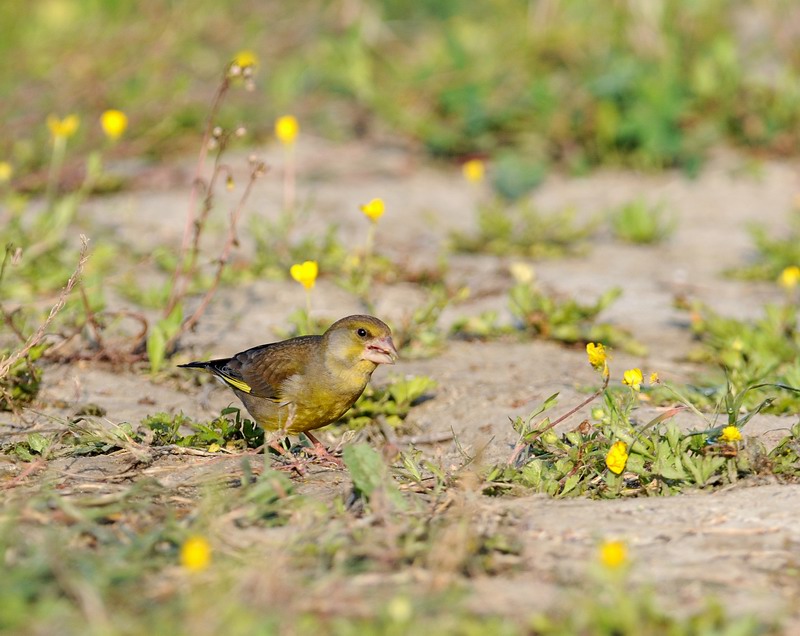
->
{"left": 5, "top": 138, "right": 800, "bottom": 629}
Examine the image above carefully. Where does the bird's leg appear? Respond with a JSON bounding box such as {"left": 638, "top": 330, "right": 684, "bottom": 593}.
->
{"left": 262, "top": 437, "right": 306, "bottom": 476}
{"left": 302, "top": 431, "right": 345, "bottom": 467}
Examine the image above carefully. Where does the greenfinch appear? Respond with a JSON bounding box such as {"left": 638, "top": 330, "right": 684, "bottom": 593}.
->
{"left": 179, "top": 315, "right": 397, "bottom": 459}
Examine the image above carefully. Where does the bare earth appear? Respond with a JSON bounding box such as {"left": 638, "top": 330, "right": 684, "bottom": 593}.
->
{"left": 5, "top": 138, "right": 800, "bottom": 629}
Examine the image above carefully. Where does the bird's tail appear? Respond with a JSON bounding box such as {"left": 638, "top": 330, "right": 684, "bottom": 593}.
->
{"left": 178, "top": 358, "right": 252, "bottom": 394}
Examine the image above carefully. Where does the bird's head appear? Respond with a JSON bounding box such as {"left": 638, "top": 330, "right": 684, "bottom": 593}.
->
{"left": 323, "top": 315, "right": 398, "bottom": 369}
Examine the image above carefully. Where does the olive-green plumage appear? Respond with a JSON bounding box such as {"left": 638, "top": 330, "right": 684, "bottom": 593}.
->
{"left": 179, "top": 315, "right": 397, "bottom": 435}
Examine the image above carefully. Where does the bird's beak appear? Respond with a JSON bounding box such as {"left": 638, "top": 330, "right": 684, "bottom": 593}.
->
{"left": 362, "top": 336, "right": 398, "bottom": 365}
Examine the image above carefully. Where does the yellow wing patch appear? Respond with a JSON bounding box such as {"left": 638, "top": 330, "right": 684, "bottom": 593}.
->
{"left": 217, "top": 371, "right": 252, "bottom": 394}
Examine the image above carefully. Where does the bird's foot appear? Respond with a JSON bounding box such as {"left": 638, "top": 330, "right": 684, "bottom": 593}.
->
{"left": 260, "top": 439, "right": 307, "bottom": 476}
{"left": 302, "top": 432, "right": 345, "bottom": 468}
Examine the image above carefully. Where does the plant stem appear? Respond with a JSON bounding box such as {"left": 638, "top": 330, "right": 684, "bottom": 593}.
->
{"left": 283, "top": 145, "right": 296, "bottom": 214}
{"left": 165, "top": 74, "right": 230, "bottom": 318}
{"left": 45, "top": 136, "right": 66, "bottom": 208}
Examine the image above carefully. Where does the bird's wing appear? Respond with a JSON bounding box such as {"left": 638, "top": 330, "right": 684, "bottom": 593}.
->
{"left": 220, "top": 335, "right": 321, "bottom": 400}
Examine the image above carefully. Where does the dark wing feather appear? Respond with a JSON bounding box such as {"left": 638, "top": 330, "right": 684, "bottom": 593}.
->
{"left": 222, "top": 335, "right": 321, "bottom": 400}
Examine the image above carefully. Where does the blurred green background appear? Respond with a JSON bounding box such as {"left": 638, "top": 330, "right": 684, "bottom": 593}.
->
{"left": 4, "top": 0, "right": 800, "bottom": 175}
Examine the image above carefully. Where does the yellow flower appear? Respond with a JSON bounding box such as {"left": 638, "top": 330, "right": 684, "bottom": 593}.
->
{"left": 47, "top": 114, "right": 80, "bottom": 140}
{"left": 386, "top": 596, "right": 413, "bottom": 623}
{"left": 719, "top": 425, "right": 742, "bottom": 443}
{"left": 232, "top": 50, "right": 258, "bottom": 70}
{"left": 509, "top": 262, "right": 535, "bottom": 285}
{"left": 605, "top": 440, "right": 628, "bottom": 474}
{"left": 622, "top": 368, "right": 643, "bottom": 391}
{"left": 598, "top": 539, "right": 628, "bottom": 569}
{"left": 586, "top": 342, "right": 608, "bottom": 374}
{"left": 275, "top": 115, "right": 299, "bottom": 146}
{"left": 462, "top": 158, "right": 485, "bottom": 183}
{"left": 649, "top": 372, "right": 660, "bottom": 385}
{"left": 180, "top": 535, "right": 211, "bottom": 572}
{"left": 360, "top": 198, "right": 385, "bottom": 223}
{"left": 290, "top": 260, "right": 318, "bottom": 290}
{"left": 779, "top": 266, "right": 800, "bottom": 289}
{"left": 0, "top": 161, "right": 12, "bottom": 182}
{"left": 100, "top": 109, "right": 128, "bottom": 141}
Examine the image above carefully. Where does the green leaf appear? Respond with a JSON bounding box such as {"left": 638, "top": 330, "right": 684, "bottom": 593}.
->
{"left": 343, "top": 443, "right": 405, "bottom": 508}
{"left": 161, "top": 302, "right": 184, "bottom": 337}
{"left": 146, "top": 325, "right": 166, "bottom": 374}
{"left": 27, "top": 432, "right": 49, "bottom": 454}
{"left": 625, "top": 453, "right": 646, "bottom": 474}
{"left": 560, "top": 472, "right": 581, "bottom": 496}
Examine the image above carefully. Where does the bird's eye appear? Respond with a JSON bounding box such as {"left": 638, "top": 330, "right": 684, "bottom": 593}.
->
{"left": 356, "top": 327, "right": 368, "bottom": 338}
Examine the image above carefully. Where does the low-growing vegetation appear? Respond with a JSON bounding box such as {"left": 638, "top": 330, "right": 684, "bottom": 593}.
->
{"left": 3, "top": 7, "right": 800, "bottom": 633}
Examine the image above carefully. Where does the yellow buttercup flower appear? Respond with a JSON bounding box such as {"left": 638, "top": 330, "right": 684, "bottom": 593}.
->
{"left": 100, "top": 109, "right": 128, "bottom": 141}
{"left": 360, "top": 198, "right": 385, "bottom": 223}
{"left": 719, "top": 425, "right": 742, "bottom": 443}
{"left": 0, "top": 161, "right": 12, "bottom": 182}
{"left": 47, "top": 114, "right": 80, "bottom": 140}
{"left": 778, "top": 266, "right": 800, "bottom": 289}
{"left": 462, "top": 158, "right": 485, "bottom": 183}
{"left": 509, "top": 262, "right": 535, "bottom": 285}
{"left": 605, "top": 440, "right": 628, "bottom": 474}
{"left": 180, "top": 535, "right": 211, "bottom": 572}
{"left": 622, "top": 368, "right": 643, "bottom": 391}
{"left": 586, "top": 342, "right": 609, "bottom": 377}
{"left": 290, "top": 260, "right": 318, "bottom": 290}
{"left": 232, "top": 50, "right": 258, "bottom": 70}
{"left": 649, "top": 371, "right": 660, "bottom": 385}
{"left": 275, "top": 115, "right": 299, "bottom": 146}
{"left": 598, "top": 539, "right": 628, "bottom": 569}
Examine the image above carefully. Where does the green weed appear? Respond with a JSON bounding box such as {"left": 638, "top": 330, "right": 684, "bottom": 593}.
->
{"left": 142, "top": 407, "right": 264, "bottom": 451}
{"left": 0, "top": 344, "right": 46, "bottom": 410}
{"left": 664, "top": 299, "right": 800, "bottom": 414}
{"left": 728, "top": 207, "right": 800, "bottom": 281}
{"left": 487, "top": 353, "right": 800, "bottom": 498}
{"left": 452, "top": 280, "right": 644, "bottom": 353}
{"left": 609, "top": 197, "right": 676, "bottom": 244}
{"left": 338, "top": 375, "right": 437, "bottom": 432}
{"left": 451, "top": 200, "right": 596, "bottom": 259}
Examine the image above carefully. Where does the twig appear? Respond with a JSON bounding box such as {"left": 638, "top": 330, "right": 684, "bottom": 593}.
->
{"left": 507, "top": 373, "right": 610, "bottom": 466}
{"left": 169, "top": 159, "right": 266, "bottom": 345}
{"left": 0, "top": 235, "right": 90, "bottom": 380}
{"left": 0, "top": 458, "right": 47, "bottom": 490}
{"left": 164, "top": 74, "right": 231, "bottom": 318}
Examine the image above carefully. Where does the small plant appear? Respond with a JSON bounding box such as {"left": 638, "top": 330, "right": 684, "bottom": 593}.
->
{"left": 0, "top": 344, "right": 46, "bottom": 411}
{"left": 508, "top": 279, "right": 641, "bottom": 351}
{"left": 452, "top": 268, "right": 643, "bottom": 353}
{"left": 337, "top": 375, "right": 437, "bottom": 432}
{"left": 343, "top": 443, "right": 406, "bottom": 509}
{"left": 609, "top": 197, "right": 676, "bottom": 244}
{"left": 665, "top": 298, "right": 800, "bottom": 413}
{"left": 392, "top": 284, "right": 470, "bottom": 358}
{"left": 146, "top": 52, "right": 267, "bottom": 373}
{"left": 532, "top": 539, "right": 772, "bottom": 634}
{"left": 486, "top": 343, "right": 800, "bottom": 498}
{"left": 248, "top": 212, "right": 348, "bottom": 282}
{"left": 142, "top": 407, "right": 264, "bottom": 451}
{"left": 728, "top": 206, "right": 800, "bottom": 281}
{"left": 451, "top": 199, "right": 597, "bottom": 259}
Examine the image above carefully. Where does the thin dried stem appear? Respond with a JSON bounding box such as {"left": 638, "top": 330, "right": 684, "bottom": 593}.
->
{"left": 164, "top": 74, "right": 231, "bottom": 317}
{"left": 0, "top": 235, "right": 90, "bottom": 380}
{"left": 507, "top": 372, "right": 610, "bottom": 466}
{"left": 169, "top": 160, "right": 266, "bottom": 346}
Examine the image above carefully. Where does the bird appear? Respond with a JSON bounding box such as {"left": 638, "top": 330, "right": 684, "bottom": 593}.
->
{"left": 179, "top": 315, "right": 398, "bottom": 464}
